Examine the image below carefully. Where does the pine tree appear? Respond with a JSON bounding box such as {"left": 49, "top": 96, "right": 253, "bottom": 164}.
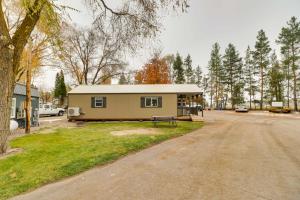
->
{"left": 208, "top": 43, "right": 223, "bottom": 109}
{"left": 119, "top": 73, "right": 127, "bottom": 84}
{"left": 54, "top": 72, "right": 60, "bottom": 98}
{"left": 244, "top": 46, "right": 258, "bottom": 110}
{"left": 253, "top": 30, "right": 271, "bottom": 110}
{"left": 268, "top": 51, "right": 284, "bottom": 102}
{"left": 54, "top": 70, "right": 67, "bottom": 106}
{"left": 184, "top": 54, "right": 194, "bottom": 84}
{"left": 277, "top": 16, "right": 300, "bottom": 111}
{"left": 173, "top": 53, "right": 185, "bottom": 84}
{"left": 222, "top": 43, "right": 243, "bottom": 109}
{"left": 195, "top": 65, "right": 203, "bottom": 87}
{"left": 59, "top": 70, "right": 67, "bottom": 105}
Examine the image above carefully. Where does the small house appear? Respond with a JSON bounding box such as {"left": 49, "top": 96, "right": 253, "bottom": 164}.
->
{"left": 67, "top": 84, "right": 203, "bottom": 120}
{"left": 11, "top": 83, "right": 39, "bottom": 127}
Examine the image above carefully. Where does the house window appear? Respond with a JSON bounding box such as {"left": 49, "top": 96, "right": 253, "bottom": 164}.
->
{"left": 95, "top": 97, "right": 104, "bottom": 108}
{"left": 11, "top": 98, "right": 16, "bottom": 118}
{"left": 145, "top": 97, "right": 159, "bottom": 108}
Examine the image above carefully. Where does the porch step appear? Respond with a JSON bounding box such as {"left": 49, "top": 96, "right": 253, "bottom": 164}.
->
{"left": 190, "top": 115, "right": 204, "bottom": 122}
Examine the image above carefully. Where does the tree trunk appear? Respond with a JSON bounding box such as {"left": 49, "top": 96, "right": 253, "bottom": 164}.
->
{"left": 260, "top": 66, "right": 263, "bottom": 110}
{"left": 25, "top": 39, "right": 32, "bottom": 134}
{"left": 0, "top": 48, "right": 14, "bottom": 154}
{"left": 292, "top": 69, "right": 298, "bottom": 111}
{"left": 25, "top": 69, "right": 32, "bottom": 134}
{"left": 249, "top": 91, "right": 252, "bottom": 110}
{"left": 230, "top": 84, "right": 234, "bottom": 110}
{"left": 224, "top": 94, "right": 228, "bottom": 110}
{"left": 210, "top": 79, "right": 213, "bottom": 109}
{"left": 291, "top": 46, "right": 298, "bottom": 111}
{"left": 287, "top": 65, "right": 290, "bottom": 108}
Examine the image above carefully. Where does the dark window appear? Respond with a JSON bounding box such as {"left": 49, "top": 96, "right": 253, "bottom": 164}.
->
{"left": 95, "top": 97, "right": 104, "bottom": 108}
{"left": 143, "top": 97, "right": 162, "bottom": 108}
{"left": 92, "top": 96, "right": 107, "bottom": 108}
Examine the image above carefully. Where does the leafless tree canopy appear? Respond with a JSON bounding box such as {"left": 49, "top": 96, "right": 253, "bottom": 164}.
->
{"left": 86, "top": 0, "right": 189, "bottom": 49}
{"left": 56, "top": 23, "right": 126, "bottom": 85}
{"left": 58, "top": 0, "right": 189, "bottom": 85}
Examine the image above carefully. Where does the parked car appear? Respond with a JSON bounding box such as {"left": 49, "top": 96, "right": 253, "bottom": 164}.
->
{"left": 235, "top": 105, "right": 249, "bottom": 112}
{"left": 269, "top": 107, "right": 291, "bottom": 113}
{"left": 39, "top": 104, "right": 65, "bottom": 116}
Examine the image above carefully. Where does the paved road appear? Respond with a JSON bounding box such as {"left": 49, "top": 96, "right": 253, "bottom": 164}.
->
{"left": 12, "top": 111, "right": 300, "bottom": 200}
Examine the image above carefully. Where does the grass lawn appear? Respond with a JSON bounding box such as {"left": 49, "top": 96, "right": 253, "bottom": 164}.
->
{"left": 0, "top": 121, "right": 202, "bottom": 200}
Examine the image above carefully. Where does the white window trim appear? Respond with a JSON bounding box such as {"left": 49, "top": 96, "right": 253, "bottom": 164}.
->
{"left": 94, "top": 97, "right": 104, "bottom": 108}
{"left": 145, "top": 97, "right": 159, "bottom": 108}
{"left": 11, "top": 98, "right": 16, "bottom": 119}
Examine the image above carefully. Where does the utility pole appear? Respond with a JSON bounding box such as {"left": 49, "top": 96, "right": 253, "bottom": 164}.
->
{"left": 25, "top": 38, "right": 32, "bottom": 134}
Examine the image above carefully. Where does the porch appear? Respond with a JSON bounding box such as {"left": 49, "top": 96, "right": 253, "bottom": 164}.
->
{"left": 177, "top": 93, "right": 204, "bottom": 118}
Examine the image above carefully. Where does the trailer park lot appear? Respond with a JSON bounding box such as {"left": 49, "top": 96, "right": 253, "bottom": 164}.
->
{"left": 7, "top": 111, "right": 300, "bottom": 200}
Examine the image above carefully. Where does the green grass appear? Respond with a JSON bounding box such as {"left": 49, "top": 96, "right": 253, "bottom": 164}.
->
{"left": 0, "top": 121, "right": 202, "bottom": 200}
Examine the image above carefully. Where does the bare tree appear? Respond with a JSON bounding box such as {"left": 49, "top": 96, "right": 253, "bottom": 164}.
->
{"left": 56, "top": 24, "right": 126, "bottom": 85}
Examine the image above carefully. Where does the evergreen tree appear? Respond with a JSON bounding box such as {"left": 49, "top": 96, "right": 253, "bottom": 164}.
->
{"left": 253, "top": 30, "right": 271, "bottom": 110}
{"left": 268, "top": 51, "right": 284, "bottom": 102}
{"left": 54, "top": 72, "right": 60, "bottom": 98}
{"left": 195, "top": 65, "right": 203, "bottom": 87}
{"left": 277, "top": 16, "right": 300, "bottom": 111}
{"left": 54, "top": 70, "right": 67, "bottom": 105}
{"left": 208, "top": 43, "right": 223, "bottom": 109}
{"left": 222, "top": 43, "right": 243, "bottom": 109}
{"left": 173, "top": 53, "right": 185, "bottom": 84}
{"left": 119, "top": 73, "right": 127, "bottom": 84}
{"left": 59, "top": 70, "right": 67, "bottom": 99}
{"left": 244, "top": 46, "right": 258, "bottom": 110}
{"left": 184, "top": 54, "right": 194, "bottom": 83}
{"left": 126, "top": 73, "right": 133, "bottom": 84}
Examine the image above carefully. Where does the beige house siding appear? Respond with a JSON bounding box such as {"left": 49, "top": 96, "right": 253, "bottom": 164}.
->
{"left": 68, "top": 93, "right": 177, "bottom": 120}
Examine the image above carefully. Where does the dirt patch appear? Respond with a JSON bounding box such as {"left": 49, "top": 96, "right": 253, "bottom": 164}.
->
{"left": 111, "top": 128, "right": 160, "bottom": 136}
{"left": 0, "top": 148, "right": 23, "bottom": 160}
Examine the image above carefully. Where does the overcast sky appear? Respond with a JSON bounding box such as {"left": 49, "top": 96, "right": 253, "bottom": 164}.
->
{"left": 35, "top": 0, "right": 300, "bottom": 89}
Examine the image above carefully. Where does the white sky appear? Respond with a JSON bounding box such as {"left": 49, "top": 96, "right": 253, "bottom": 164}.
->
{"left": 34, "top": 0, "right": 300, "bottom": 90}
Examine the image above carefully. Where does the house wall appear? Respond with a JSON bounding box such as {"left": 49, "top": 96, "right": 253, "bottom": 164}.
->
{"left": 68, "top": 93, "right": 177, "bottom": 120}
{"left": 12, "top": 94, "right": 39, "bottom": 127}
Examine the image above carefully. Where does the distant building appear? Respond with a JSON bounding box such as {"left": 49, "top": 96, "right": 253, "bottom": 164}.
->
{"left": 11, "top": 83, "right": 39, "bottom": 127}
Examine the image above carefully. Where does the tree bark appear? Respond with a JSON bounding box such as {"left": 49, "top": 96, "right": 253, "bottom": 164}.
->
{"left": 25, "top": 39, "right": 33, "bottom": 134}
{"left": 25, "top": 69, "right": 32, "bottom": 133}
{"left": 0, "top": 48, "right": 14, "bottom": 153}
{"left": 287, "top": 62, "right": 290, "bottom": 108}
{"left": 292, "top": 69, "right": 298, "bottom": 111}
{"left": 291, "top": 45, "right": 298, "bottom": 111}
{"left": 260, "top": 66, "right": 263, "bottom": 110}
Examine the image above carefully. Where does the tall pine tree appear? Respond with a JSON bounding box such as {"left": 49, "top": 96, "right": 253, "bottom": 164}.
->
{"left": 222, "top": 43, "right": 243, "bottom": 109}
{"left": 244, "top": 46, "right": 258, "bottom": 109}
{"left": 268, "top": 51, "right": 284, "bottom": 102}
{"left": 173, "top": 53, "right": 185, "bottom": 84}
{"left": 277, "top": 16, "right": 300, "bottom": 111}
{"left": 184, "top": 54, "right": 194, "bottom": 84}
{"left": 195, "top": 65, "right": 203, "bottom": 87}
{"left": 208, "top": 43, "right": 223, "bottom": 109}
{"left": 253, "top": 30, "right": 271, "bottom": 110}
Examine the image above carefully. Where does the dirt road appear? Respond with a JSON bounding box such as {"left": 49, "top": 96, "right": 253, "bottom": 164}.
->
{"left": 12, "top": 111, "right": 300, "bottom": 200}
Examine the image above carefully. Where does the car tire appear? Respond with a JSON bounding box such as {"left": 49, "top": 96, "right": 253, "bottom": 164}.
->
{"left": 58, "top": 111, "right": 64, "bottom": 116}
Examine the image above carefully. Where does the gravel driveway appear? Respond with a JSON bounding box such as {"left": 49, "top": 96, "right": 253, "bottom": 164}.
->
{"left": 12, "top": 111, "right": 300, "bottom": 200}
